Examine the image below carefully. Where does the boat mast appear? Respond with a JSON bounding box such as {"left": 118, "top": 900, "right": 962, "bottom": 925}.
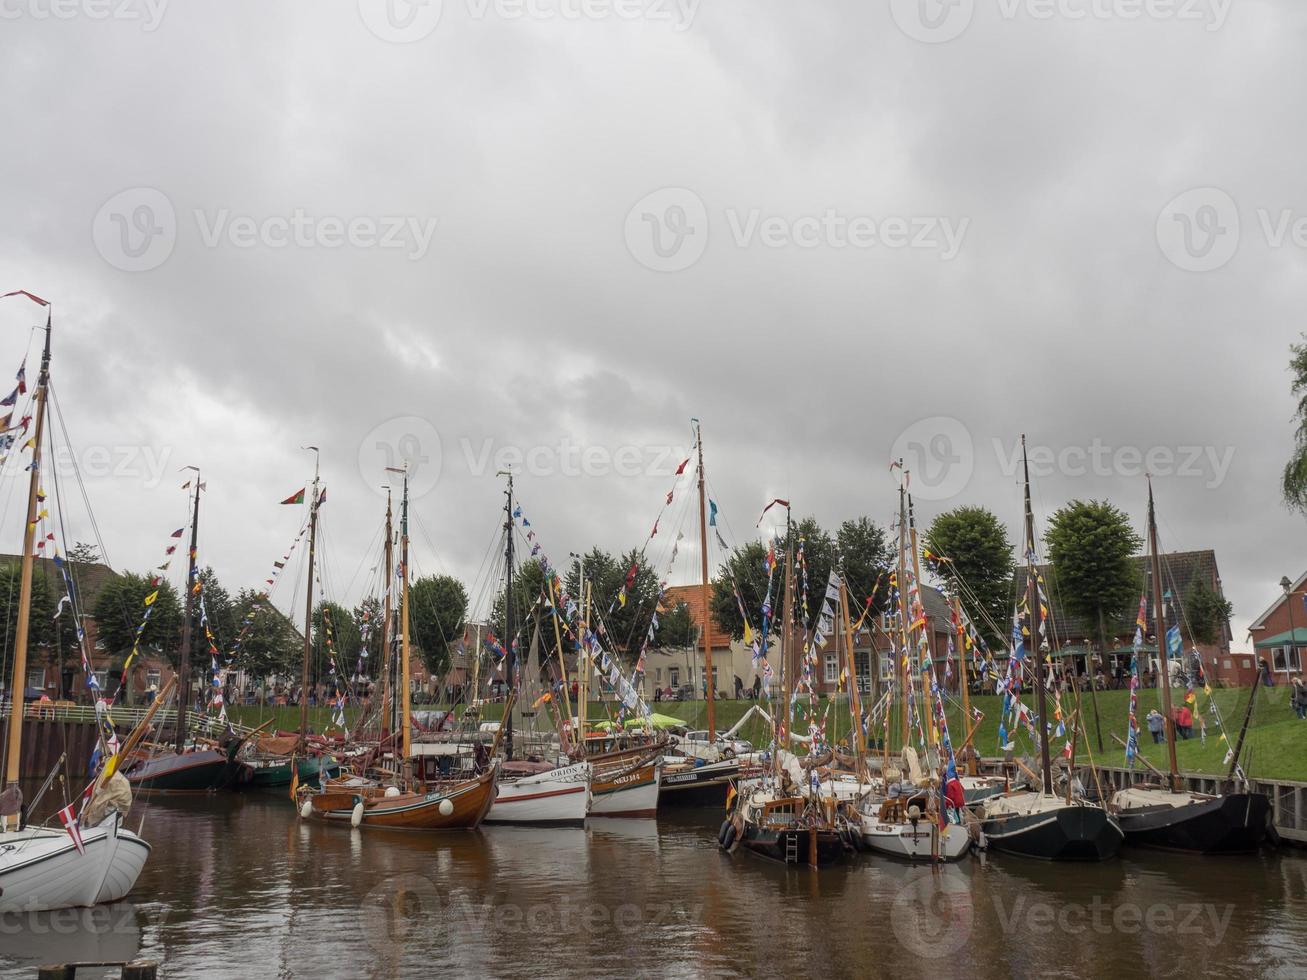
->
{"left": 1022, "top": 435, "right": 1053, "bottom": 793}
{"left": 503, "top": 472, "right": 515, "bottom": 762}
{"left": 399, "top": 469, "right": 411, "bottom": 765}
{"left": 694, "top": 420, "right": 716, "bottom": 740}
{"left": 895, "top": 481, "right": 912, "bottom": 750}
{"left": 2, "top": 307, "right": 51, "bottom": 790}
{"left": 1147, "top": 478, "right": 1180, "bottom": 792}
{"left": 379, "top": 486, "right": 394, "bottom": 739}
{"left": 839, "top": 575, "right": 866, "bottom": 780}
{"left": 298, "top": 449, "right": 320, "bottom": 752}
{"left": 908, "top": 492, "right": 937, "bottom": 758}
{"left": 175, "top": 472, "right": 202, "bottom": 753}
{"left": 954, "top": 594, "right": 975, "bottom": 774}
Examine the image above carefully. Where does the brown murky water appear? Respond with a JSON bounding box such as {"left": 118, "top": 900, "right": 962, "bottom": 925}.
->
{"left": 4, "top": 792, "right": 1307, "bottom": 978}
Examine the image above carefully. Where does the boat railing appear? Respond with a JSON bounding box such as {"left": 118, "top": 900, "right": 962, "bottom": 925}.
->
{"left": 0, "top": 701, "right": 258, "bottom": 737}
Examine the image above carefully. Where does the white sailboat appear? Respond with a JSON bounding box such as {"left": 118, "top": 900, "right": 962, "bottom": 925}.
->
{"left": 0, "top": 291, "right": 151, "bottom": 911}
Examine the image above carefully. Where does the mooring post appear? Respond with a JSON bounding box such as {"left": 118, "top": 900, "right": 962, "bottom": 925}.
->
{"left": 121, "top": 961, "right": 160, "bottom": 980}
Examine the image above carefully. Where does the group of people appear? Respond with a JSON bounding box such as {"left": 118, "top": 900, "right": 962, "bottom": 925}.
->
{"left": 1291, "top": 675, "right": 1307, "bottom": 720}
{"left": 1144, "top": 704, "right": 1198, "bottom": 742}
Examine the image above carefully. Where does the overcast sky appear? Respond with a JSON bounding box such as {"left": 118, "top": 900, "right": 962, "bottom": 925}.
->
{"left": 0, "top": 0, "right": 1302, "bottom": 644}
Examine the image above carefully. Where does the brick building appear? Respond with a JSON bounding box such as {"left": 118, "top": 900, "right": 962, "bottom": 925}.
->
{"left": 1246, "top": 573, "right": 1307, "bottom": 684}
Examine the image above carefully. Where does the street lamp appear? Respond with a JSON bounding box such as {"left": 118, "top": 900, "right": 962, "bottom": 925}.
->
{"left": 1283, "top": 576, "right": 1298, "bottom": 678}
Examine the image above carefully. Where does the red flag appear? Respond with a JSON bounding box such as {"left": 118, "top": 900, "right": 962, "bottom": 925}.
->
{"left": 1, "top": 290, "right": 50, "bottom": 307}
{"left": 170, "top": 528, "right": 184, "bottom": 538}
{"left": 280, "top": 488, "right": 306, "bottom": 505}
{"left": 57, "top": 803, "right": 85, "bottom": 855}
{"left": 756, "top": 498, "right": 790, "bottom": 526}
{"left": 674, "top": 458, "right": 690, "bottom": 476}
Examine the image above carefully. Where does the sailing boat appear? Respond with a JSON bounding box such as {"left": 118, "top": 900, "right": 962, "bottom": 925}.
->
{"left": 301, "top": 465, "right": 497, "bottom": 829}
{"left": 853, "top": 481, "right": 971, "bottom": 862}
{"left": 723, "top": 503, "right": 845, "bottom": 867}
{"left": 979, "top": 436, "right": 1123, "bottom": 861}
{"left": 122, "top": 475, "right": 253, "bottom": 792}
{"left": 1109, "top": 479, "right": 1271, "bottom": 853}
{"left": 0, "top": 292, "right": 150, "bottom": 911}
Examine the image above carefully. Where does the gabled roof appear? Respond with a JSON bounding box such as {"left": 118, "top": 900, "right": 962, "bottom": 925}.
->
{"left": 0, "top": 553, "right": 116, "bottom": 610}
{"left": 1248, "top": 572, "right": 1307, "bottom": 632}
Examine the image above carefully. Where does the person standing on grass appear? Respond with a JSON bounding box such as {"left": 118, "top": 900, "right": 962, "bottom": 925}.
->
{"left": 1146, "top": 709, "right": 1164, "bottom": 744}
{"left": 1292, "top": 675, "right": 1307, "bottom": 720}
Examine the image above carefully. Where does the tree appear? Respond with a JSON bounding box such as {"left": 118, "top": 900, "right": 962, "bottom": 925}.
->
{"left": 1283, "top": 336, "right": 1307, "bottom": 513}
{"left": 0, "top": 561, "right": 60, "bottom": 657}
{"left": 1184, "top": 578, "right": 1233, "bottom": 646}
{"left": 93, "top": 572, "right": 184, "bottom": 666}
{"left": 654, "top": 600, "right": 697, "bottom": 649}
{"left": 312, "top": 601, "right": 360, "bottom": 682}
{"left": 923, "top": 507, "right": 1015, "bottom": 650}
{"left": 559, "top": 547, "right": 659, "bottom": 655}
{"left": 836, "top": 517, "right": 894, "bottom": 614}
{"left": 410, "top": 574, "right": 468, "bottom": 676}
{"left": 231, "top": 588, "right": 302, "bottom": 680}
{"left": 196, "top": 567, "right": 236, "bottom": 652}
{"left": 352, "top": 595, "right": 384, "bottom": 676}
{"left": 490, "top": 557, "right": 547, "bottom": 655}
{"left": 1044, "top": 500, "right": 1143, "bottom": 638}
{"left": 68, "top": 541, "right": 101, "bottom": 564}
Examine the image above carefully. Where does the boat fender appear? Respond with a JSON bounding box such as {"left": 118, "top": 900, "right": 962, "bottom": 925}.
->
{"left": 721, "top": 822, "right": 738, "bottom": 851}
{"left": 350, "top": 802, "right": 364, "bottom": 827}
{"left": 439, "top": 798, "right": 455, "bottom": 816}
{"left": 299, "top": 800, "right": 313, "bottom": 819}
{"left": 384, "top": 786, "right": 402, "bottom": 798}
{"left": 718, "top": 819, "right": 731, "bottom": 845}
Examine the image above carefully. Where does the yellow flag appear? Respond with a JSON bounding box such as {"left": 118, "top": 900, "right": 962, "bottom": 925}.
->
{"left": 724, "top": 784, "right": 737, "bottom": 812}
{"left": 289, "top": 757, "right": 299, "bottom": 800}
{"left": 743, "top": 621, "right": 754, "bottom": 645}
{"left": 144, "top": 590, "right": 158, "bottom": 606}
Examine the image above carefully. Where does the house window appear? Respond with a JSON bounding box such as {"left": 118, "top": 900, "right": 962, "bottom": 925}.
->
{"left": 654, "top": 668, "right": 662, "bottom": 684}
{"left": 1223, "top": 659, "right": 1232, "bottom": 669}
{"left": 669, "top": 668, "right": 679, "bottom": 688}
{"left": 824, "top": 653, "right": 838, "bottom": 684}
{"left": 880, "top": 654, "right": 894, "bottom": 682}
{"left": 26, "top": 668, "right": 44, "bottom": 690}
{"left": 711, "top": 667, "right": 718, "bottom": 688}
{"left": 1274, "top": 645, "right": 1302, "bottom": 673}
{"left": 146, "top": 668, "right": 161, "bottom": 689}
{"left": 92, "top": 670, "right": 108, "bottom": 691}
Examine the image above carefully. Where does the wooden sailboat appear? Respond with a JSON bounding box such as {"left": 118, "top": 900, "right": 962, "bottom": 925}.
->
{"left": 0, "top": 294, "right": 151, "bottom": 911}
{"left": 1109, "top": 479, "right": 1271, "bottom": 853}
{"left": 723, "top": 503, "right": 844, "bottom": 868}
{"left": 979, "top": 436, "right": 1123, "bottom": 861}
{"left": 301, "top": 465, "right": 497, "bottom": 829}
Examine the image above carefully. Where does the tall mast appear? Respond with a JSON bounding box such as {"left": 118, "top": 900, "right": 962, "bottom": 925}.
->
{"left": 1148, "top": 478, "right": 1180, "bottom": 791}
{"left": 780, "top": 506, "right": 794, "bottom": 759}
{"left": 908, "top": 492, "right": 936, "bottom": 755}
{"left": 839, "top": 575, "right": 866, "bottom": 780}
{"left": 694, "top": 420, "right": 716, "bottom": 740}
{"left": 895, "top": 481, "right": 912, "bottom": 749}
{"left": 3, "top": 308, "right": 51, "bottom": 789}
{"left": 379, "top": 486, "right": 394, "bottom": 739}
{"left": 1022, "top": 435, "right": 1053, "bottom": 793}
{"left": 175, "top": 472, "right": 202, "bottom": 753}
{"left": 503, "top": 472, "right": 515, "bottom": 762}
{"left": 298, "top": 449, "right": 320, "bottom": 751}
{"left": 954, "top": 594, "right": 975, "bottom": 774}
{"left": 399, "top": 469, "right": 411, "bottom": 764}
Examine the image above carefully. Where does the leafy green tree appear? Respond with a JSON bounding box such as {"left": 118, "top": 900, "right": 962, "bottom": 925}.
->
{"left": 1283, "top": 336, "right": 1307, "bottom": 513}
{"left": 710, "top": 540, "right": 770, "bottom": 643}
{"left": 312, "top": 600, "right": 360, "bottom": 682}
{"left": 654, "top": 600, "right": 697, "bottom": 649}
{"left": 93, "top": 572, "right": 183, "bottom": 665}
{"left": 490, "top": 557, "right": 547, "bottom": 655}
{"left": 1044, "top": 500, "right": 1143, "bottom": 649}
{"left": 196, "top": 567, "right": 236, "bottom": 652}
{"left": 0, "top": 561, "right": 60, "bottom": 654}
{"left": 410, "top": 574, "right": 468, "bottom": 676}
{"left": 923, "top": 507, "right": 1015, "bottom": 650}
{"left": 352, "top": 594, "right": 384, "bottom": 676}
{"left": 1184, "top": 578, "right": 1233, "bottom": 646}
{"left": 230, "top": 588, "right": 301, "bottom": 680}
{"left": 836, "top": 517, "right": 894, "bottom": 614}
{"left": 68, "top": 541, "right": 102, "bottom": 564}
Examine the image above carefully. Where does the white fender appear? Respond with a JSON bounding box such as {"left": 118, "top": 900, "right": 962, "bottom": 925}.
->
{"left": 438, "top": 798, "right": 454, "bottom": 816}
{"left": 299, "top": 800, "right": 313, "bottom": 819}
{"left": 351, "top": 802, "right": 365, "bottom": 827}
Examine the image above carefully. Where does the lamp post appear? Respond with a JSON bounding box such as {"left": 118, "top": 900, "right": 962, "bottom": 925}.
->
{"left": 1282, "top": 576, "right": 1298, "bottom": 679}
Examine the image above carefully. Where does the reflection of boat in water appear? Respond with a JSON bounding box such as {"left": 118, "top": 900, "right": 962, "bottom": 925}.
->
{"left": 0, "top": 900, "right": 143, "bottom": 975}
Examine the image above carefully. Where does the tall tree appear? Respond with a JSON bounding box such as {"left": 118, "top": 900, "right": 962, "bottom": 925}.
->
{"left": 1184, "top": 578, "right": 1234, "bottom": 646}
{"left": 68, "top": 541, "right": 102, "bottom": 564}
{"left": 312, "top": 600, "right": 360, "bottom": 682}
{"left": 196, "top": 566, "right": 236, "bottom": 651}
{"left": 709, "top": 540, "right": 770, "bottom": 644}
{"left": 923, "top": 507, "right": 1015, "bottom": 650}
{"left": 654, "top": 600, "right": 697, "bottom": 649}
{"left": 1283, "top": 336, "right": 1307, "bottom": 513}
{"left": 410, "top": 574, "right": 468, "bottom": 676}
{"left": 836, "top": 517, "right": 894, "bottom": 614}
{"left": 92, "top": 572, "right": 184, "bottom": 666}
{"left": 1043, "top": 499, "right": 1143, "bottom": 652}
{"left": 230, "top": 588, "right": 301, "bottom": 680}
{"left": 352, "top": 594, "right": 384, "bottom": 677}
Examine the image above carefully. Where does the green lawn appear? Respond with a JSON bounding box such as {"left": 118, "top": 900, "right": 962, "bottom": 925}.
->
{"left": 228, "top": 684, "right": 1307, "bottom": 782}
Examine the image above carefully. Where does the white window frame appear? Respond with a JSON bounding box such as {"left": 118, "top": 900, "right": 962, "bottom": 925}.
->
{"left": 26, "top": 668, "right": 44, "bottom": 690}
{"left": 669, "top": 667, "right": 680, "bottom": 688}
{"left": 92, "top": 670, "right": 108, "bottom": 691}
{"left": 1274, "top": 645, "right": 1302, "bottom": 673}
{"left": 824, "top": 653, "right": 839, "bottom": 684}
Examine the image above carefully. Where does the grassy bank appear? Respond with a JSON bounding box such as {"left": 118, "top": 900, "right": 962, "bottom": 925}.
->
{"left": 228, "top": 684, "right": 1307, "bottom": 782}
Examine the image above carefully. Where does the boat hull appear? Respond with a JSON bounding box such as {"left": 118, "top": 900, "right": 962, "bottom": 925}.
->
{"left": 590, "top": 760, "right": 660, "bottom": 818}
{"left": 0, "top": 813, "right": 150, "bottom": 913}
{"left": 859, "top": 816, "right": 972, "bottom": 862}
{"left": 982, "top": 800, "right": 1122, "bottom": 861}
{"left": 738, "top": 824, "right": 845, "bottom": 867}
{"left": 658, "top": 758, "right": 744, "bottom": 807}
{"left": 1116, "top": 791, "right": 1271, "bottom": 854}
{"left": 307, "top": 768, "right": 497, "bottom": 830}
{"left": 125, "top": 748, "right": 251, "bottom": 793}
{"left": 483, "top": 762, "right": 591, "bottom": 826}
{"left": 248, "top": 753, "right": 340, "bottom": 790}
